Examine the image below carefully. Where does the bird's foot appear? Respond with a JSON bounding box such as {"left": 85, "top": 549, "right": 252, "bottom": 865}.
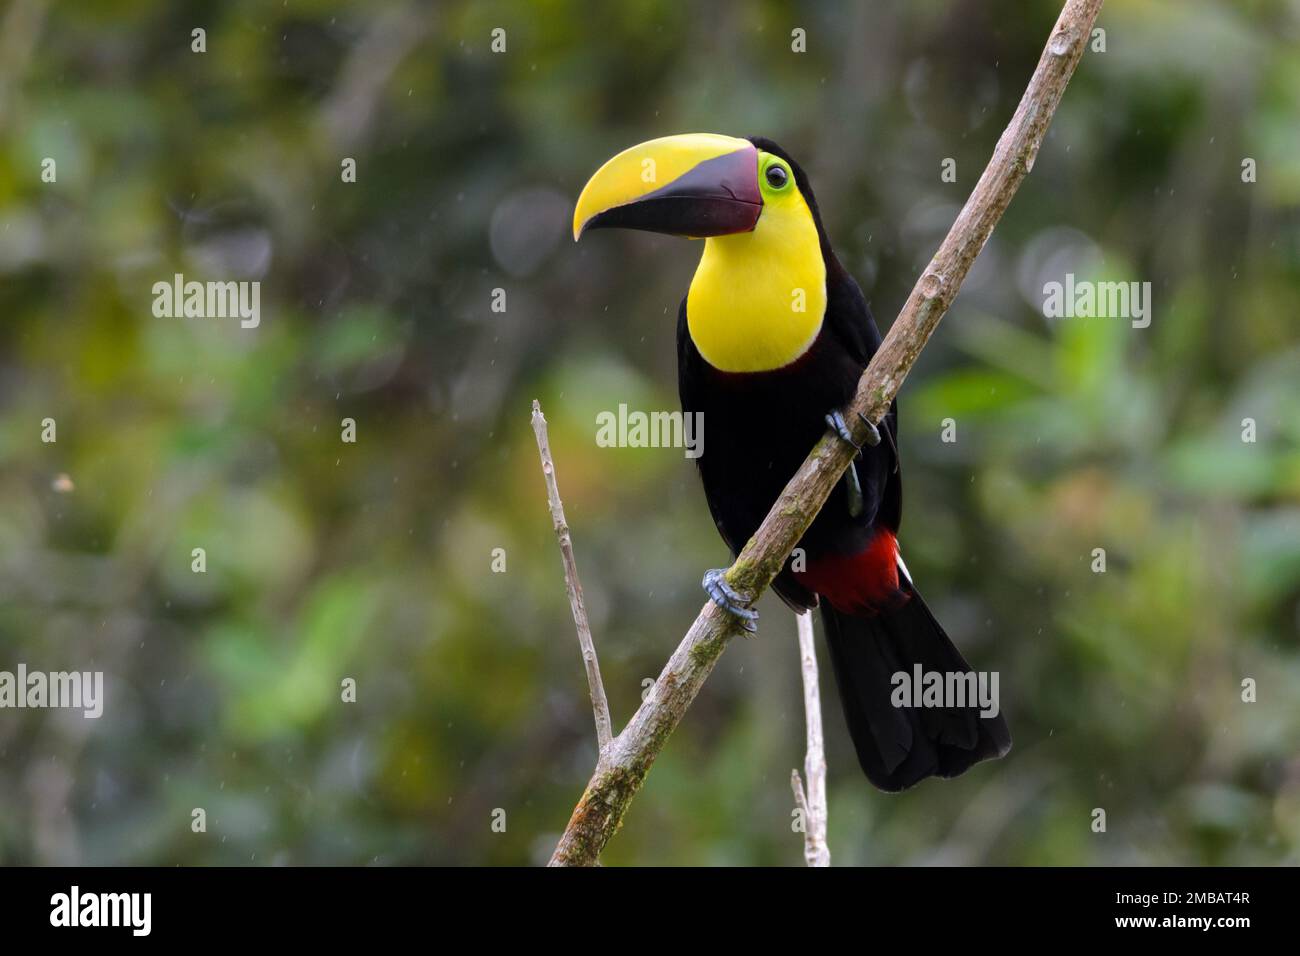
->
{"left": 826, "top": 410, "right": 881, "bottom": 519}
{"left": 824, "top": 409, "right": 882, "bottom": 453}
{"left": 702, "top": 568, "right": 759, "bottom": 634}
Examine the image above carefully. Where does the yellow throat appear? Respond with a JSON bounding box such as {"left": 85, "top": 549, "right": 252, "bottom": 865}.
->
{"left": 686, "top": 184, "right": 827, "bottom": 373}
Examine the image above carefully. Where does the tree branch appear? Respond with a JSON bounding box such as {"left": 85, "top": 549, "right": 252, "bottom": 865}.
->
{"left": 547, "top": 0, "right": 1103, "bottom": 866}
{"left": 792, "top": 610, "right": 830, "bottom": 867}
{"left": 531, "top": 400, "right": 613, "bottom": 754}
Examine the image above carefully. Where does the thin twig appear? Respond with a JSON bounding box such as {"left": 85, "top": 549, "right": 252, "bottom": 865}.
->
{"left": 791, "top": 769, "right": 810, "bottom": 820}
{"left": 793, "top": 610, "right": 830, "bottom": 867}
{"left": 548, "top": 0, "right": 1103, "bottom": 866}
{"left": 531, "top": 400, "right": 613, "bottom": 754}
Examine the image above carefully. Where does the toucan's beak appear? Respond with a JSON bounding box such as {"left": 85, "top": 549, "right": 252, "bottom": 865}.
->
{"left": 573, "top": 133, "right": 761, "bottom": 241}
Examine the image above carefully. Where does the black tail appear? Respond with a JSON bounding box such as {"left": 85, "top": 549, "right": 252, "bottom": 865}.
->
{"left": 820, "top": 580, "right": 1011, "bottom": 792}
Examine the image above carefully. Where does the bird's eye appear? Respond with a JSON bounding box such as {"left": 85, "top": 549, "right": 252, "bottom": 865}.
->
{"left": 765, "top": 164, "right": 789, "bottom": 189}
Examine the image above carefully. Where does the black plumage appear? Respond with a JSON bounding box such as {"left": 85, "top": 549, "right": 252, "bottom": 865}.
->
{"left": 677, "top": 138, "right": 1010, "bottom": 790}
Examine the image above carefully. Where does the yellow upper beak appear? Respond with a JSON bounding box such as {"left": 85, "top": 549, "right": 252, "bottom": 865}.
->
{"left": 573, "top": 133, "right": 760, "bottom": 241}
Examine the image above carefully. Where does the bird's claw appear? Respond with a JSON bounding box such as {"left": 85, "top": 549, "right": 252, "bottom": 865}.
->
{"left": 855, "top": 412, "right": 883, "bottom": 448}
{"left": 825, "top": 409, "right": 883, "bottom": 454}
{"left": 824, "top": 411, "right": 861, "bottom": 452}
{"left": 827, "top": 410, "right": 879, "bottom": 517}
{"left": 702, "top": 568, "right": 759, "bottom": 633}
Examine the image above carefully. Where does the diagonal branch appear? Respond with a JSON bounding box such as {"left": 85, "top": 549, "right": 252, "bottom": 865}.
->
{"left": 531, "top": 400, "right": 613, "bottom": 753}
{"left": 547, "top": 0, "right": 1103, "bottom": 866}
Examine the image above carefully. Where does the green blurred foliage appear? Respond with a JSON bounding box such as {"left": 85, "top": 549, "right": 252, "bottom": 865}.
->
{"left": 0, "top": 0, "right": 1297, "bottom": 865}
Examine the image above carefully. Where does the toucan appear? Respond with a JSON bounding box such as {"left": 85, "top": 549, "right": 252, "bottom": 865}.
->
{"left": 574, "top": 134, "right": 1011, "bottom": 791}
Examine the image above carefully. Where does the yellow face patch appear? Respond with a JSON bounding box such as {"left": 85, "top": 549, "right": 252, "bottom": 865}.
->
{"left": 686, "top": 151, "right": 827, "bottom": 373}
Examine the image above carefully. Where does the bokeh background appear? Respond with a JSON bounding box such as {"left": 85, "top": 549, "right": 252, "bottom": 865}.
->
{"left": 1, "top": 0, "right": 1298, "bottom": 866}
